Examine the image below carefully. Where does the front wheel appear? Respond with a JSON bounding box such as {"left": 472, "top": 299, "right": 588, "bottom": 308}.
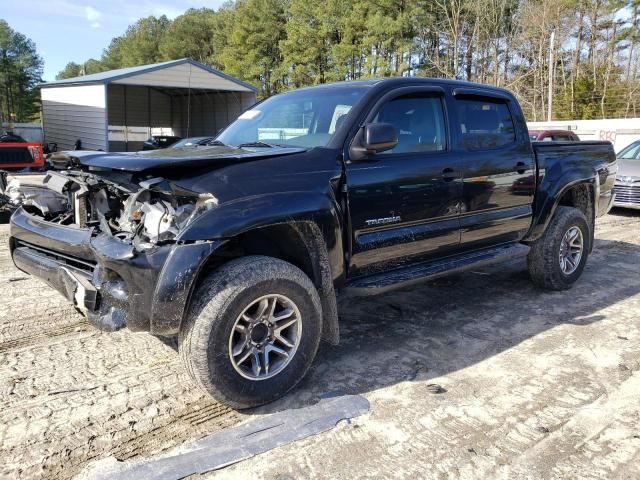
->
{"left": 179, "top": 256, "right": 322, "bottom": 409}
{"left": 527, "top": 206, "right": 591, "bottom": 291}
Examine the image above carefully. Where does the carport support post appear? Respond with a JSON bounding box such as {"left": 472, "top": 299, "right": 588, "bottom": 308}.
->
{"left": 170, "top": 95, "right": 174, "bottom": 137}
{"left": 104, "top": 84, "right": 109, "bottom": 152}
{"left": 547, "top": 30, "right": 555, "bottom": 122}
{"left": 148, "top": 87, "right": 151, "bottom": 139}
{"left": 124, "top": 85, "right": 129, "bottom": 152}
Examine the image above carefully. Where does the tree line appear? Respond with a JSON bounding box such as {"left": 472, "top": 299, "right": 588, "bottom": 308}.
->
{"left": 3, "top": 1, "right": 640, "bottom": 123}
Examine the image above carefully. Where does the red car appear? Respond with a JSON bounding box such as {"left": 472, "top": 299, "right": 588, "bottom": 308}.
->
{"left": 529, "top": 129, "right": 580, "bottom": 141}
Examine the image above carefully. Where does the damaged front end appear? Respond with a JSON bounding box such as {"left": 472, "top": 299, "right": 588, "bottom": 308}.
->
{"left": 1, "top": 173, "right": 68, "bottom": 215}
{"left": 9, "top": 169, "right": 224, "bottom": 335}
{"left": 35, "top": 171, "right": 218, "bottom": 247}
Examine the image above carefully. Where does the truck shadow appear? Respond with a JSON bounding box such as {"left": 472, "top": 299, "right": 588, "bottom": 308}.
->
{"left": 609, "top": 207, "right": 640, "bottom": 218}
{"left": 256, "top": 237, "right": 640, "bottom": 414}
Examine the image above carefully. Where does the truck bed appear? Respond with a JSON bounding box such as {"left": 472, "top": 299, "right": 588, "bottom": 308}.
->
{"left": 528, "top": 140, "right": 617, "bottom": 239}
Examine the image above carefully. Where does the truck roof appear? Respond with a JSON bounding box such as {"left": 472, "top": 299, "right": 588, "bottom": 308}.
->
{"left": 290, "top": 77, "right": 514, "bottom": 98}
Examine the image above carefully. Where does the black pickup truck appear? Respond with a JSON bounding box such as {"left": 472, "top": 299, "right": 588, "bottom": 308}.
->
{"left": 9, "top": 78, "right": 616, "bottom": 408}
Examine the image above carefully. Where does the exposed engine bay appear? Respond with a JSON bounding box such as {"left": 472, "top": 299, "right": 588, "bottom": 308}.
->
{"left": 16, "top": 170, "right": 218, "bottom": 247}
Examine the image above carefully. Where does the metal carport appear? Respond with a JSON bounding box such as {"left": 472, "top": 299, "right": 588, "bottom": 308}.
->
{"left": 40, "top": 58, "right": 257, "bottom": 152}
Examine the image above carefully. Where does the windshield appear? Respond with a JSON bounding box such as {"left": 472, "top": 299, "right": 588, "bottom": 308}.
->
{"left": 217, "top": 86, "right": 369, "bottom": 148}
{"left": 618, "top": 141, "right": 640, "bottom": 160}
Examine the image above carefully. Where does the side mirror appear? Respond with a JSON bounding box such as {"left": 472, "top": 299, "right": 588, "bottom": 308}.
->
{"left": 350, "top": 123, "right": 398, "bottom": 161}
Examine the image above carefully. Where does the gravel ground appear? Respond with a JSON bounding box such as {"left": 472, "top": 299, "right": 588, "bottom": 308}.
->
{"left": 1, "top": 210, "right": 639, "bottom": 479}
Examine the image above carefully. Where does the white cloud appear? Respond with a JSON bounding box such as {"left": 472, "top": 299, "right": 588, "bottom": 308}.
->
{"left": 85, "top": 6, "right": 101, "bottom": 28}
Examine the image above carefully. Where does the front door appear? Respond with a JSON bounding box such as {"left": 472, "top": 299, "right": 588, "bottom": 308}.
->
{"left": 346, "top": 89, "right": 463, "bottom": 277}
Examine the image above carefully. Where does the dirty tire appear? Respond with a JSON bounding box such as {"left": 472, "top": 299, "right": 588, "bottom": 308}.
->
{"left": 179, "top": 256, "right": 322, "bottom": 409}
{"left": 527, "top": 206, "right": 590, "bottom": 291}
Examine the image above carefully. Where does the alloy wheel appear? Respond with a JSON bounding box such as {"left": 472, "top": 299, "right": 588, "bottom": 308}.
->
{"left": 228, "top": 294, "right": 302, "bottom": 380}
{"left": 559, "top": 226, "right": 583, "bottom": 275}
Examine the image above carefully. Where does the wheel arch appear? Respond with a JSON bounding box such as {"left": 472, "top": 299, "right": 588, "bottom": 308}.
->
{"left": 191, "top": 221, "right": 341, "bottom": 345}
{"left": 163, "top": 191, "right": 345, "bottom": 343}
{"left": 525, "top": 177, "right": 596, "bottom": 246}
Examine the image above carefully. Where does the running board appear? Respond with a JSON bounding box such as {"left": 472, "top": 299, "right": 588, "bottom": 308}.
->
{"left": 342, "top": 243, "right": 530, "bottom": 297}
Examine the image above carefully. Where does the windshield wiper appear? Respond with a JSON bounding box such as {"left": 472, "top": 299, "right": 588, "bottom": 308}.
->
{"left": 206, "top": 140, "right": 228, "bottom": 146}
{"left": 236, "top": 141, "right": 280, "bottom": 148}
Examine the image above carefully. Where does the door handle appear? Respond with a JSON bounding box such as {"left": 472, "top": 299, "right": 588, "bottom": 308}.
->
{"left": 515, "top": 162, "right": 527, "bottom": 174}
{"left": 442, "top": 168, "right": 456, "bottom": 182}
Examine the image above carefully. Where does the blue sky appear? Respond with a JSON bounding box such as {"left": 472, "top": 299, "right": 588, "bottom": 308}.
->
{"left": 1, "top": 0, "right": 225, "bottom": 81}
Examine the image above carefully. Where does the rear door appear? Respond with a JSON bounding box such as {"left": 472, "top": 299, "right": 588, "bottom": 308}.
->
{"left": 345, "top": 87, "right": 463, "bottom": 277}
{"left": 452, "top": 90, "right": 535, "bottom": 250}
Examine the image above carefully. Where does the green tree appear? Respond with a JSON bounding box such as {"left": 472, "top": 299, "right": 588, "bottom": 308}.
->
{"left": 0, "top": 19, "right": 43, "bottom": 122}
{"left": 221, "top": 0, "right": 288, "bottom": 97}
{"left": 330, "top": 0, "right": 369, "bottom": 80}
{"left": 209, "top": 3, "right": 236, "bottom": 70}
{"left": 56, "top": 62, "right": 82, "bottom": 80}
{"left": 282, "top": 1, "right": 334, "bottom": 86}
{"left": 159, "top": 8, "right": 218, "bottom": 63}
{"left": 106, "top": 16, "right": 170, "bottom": 68}
{"left": 56, "top": 58, "right": 106, "bottom": 80}
{"left": 101, "top": 37, "right": 125, "bottom": 70}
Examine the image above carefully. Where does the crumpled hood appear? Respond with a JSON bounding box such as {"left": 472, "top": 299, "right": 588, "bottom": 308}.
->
{"left": 617, "top": 159, "right": 640, "bottom": 179}
{"left": 48, "top": 145, "right": 307, "bottom": 172}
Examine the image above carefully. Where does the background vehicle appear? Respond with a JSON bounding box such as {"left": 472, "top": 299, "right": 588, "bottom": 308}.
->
{"left": 0, "top": 133, "right": 27, "bottom": 143}
{"left": 141, "top": 135, "right": 182, "bottom": 150}
{"left": 529, "top": 129, "right": 580, "bottom": 141}
{"left": 9, "top": 78, "right": 616, "bottom": 409}
{"left": 0, "top": 141, "right": 45, "bottom": 172}
{"left": 613, "top": 139, "right": 640, "bottom": 210}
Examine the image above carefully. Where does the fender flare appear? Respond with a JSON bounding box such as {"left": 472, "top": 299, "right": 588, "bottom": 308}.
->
{"left": 152, "top": 192, "right": 344, "bottom": 343}
{"left": 525, "top": 173, "right": 597, "bottom": 243}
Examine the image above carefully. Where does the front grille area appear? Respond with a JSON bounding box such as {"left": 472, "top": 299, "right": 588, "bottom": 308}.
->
{"left": 15, "top": 240, "right": 96, "bottom": 276}
{"left": 614, "top": 182, "right": 640, "bottom": 205}
{"left": 0, "top": 147, "right": 35, "bottom": 165}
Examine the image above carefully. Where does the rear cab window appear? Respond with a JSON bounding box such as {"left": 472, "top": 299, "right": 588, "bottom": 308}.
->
{"left": 455, "top": 97, "right": 516, "bottom": 150}
{"left": 551, "top": 133, "right": 572, "bottom": 141}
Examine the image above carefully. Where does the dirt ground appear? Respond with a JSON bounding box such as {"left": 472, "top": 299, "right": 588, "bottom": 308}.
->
{"left": 1, "top": 210, "right": 639, "bottom": 479}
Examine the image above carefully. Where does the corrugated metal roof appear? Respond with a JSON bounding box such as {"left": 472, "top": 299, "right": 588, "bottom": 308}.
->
{"left": 41, "top": 58, "right": 257, "bottom": 92}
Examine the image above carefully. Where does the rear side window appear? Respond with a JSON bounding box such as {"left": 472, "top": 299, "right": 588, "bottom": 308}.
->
{"left": 455, "top": 98, "right": 515, "bottom": 150}
{"left": 372, "top": 94, "right": 447, "bottom": 154}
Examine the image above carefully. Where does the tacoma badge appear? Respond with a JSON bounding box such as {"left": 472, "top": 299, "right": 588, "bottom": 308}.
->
{"left": 365, "top": 215, "right": 401, "bottom": 226}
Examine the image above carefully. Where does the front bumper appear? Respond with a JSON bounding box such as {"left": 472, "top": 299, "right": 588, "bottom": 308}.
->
{"left": 10, "top": 207, "right": 224, "bottom": 335}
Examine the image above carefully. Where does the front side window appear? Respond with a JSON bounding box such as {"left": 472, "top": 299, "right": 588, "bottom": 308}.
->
{"left": 456, "top": 98, "right": 515, "bottom": 150}
{"left": 216, "top": 86, "right": 368, "bottom": 148}
{"left": 371, "top": 94, "right": 447, "bottom": 154}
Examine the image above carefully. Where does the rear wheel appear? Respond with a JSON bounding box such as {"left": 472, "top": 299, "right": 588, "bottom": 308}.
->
{"left": 179, "top": 256, "right": 322, "bottom": 409}
{"left": 527, "top": 206, "right": 591, "bottom": 291}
